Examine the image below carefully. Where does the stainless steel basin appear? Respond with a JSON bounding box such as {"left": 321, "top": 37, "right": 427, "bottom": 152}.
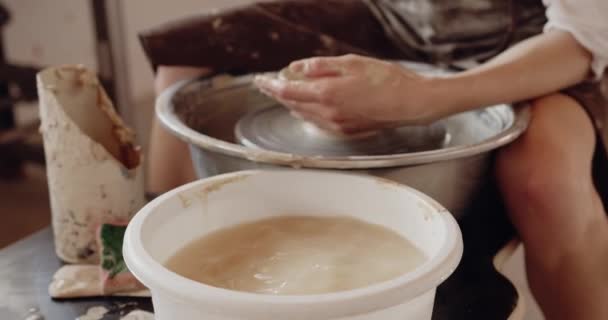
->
{"left": 156, "top": 71, "right": 529, "bottom": 218}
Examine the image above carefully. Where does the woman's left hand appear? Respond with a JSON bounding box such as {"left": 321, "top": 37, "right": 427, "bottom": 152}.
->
{"left": 254, "top": 54, "right": 440, "bottom": 134}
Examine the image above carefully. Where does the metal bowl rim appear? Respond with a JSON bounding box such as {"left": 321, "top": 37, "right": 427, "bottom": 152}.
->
{"left": 156, "top": 74, "right": 531, "bottom": 169}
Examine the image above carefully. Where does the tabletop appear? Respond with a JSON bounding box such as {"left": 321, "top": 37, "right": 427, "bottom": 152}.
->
{"left": 0, "top": 228, "right": 152, "bottom": 320}
{"left": 0, "top": 178, "right": 522, "bottom": 320}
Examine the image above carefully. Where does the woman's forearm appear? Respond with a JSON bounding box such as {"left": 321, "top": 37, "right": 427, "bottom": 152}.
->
{"left": 432, "top": 30, "right": 593, "bottom": 115}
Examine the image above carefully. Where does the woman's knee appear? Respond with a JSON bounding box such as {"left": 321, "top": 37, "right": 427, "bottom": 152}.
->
{"left": 496, "top": 93, "right": 596, "bottom": 216}
{"left": 522, "top": 93, "right": 595, "bottom": 156}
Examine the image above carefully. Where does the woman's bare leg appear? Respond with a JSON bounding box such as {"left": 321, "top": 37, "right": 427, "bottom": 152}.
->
{"left": 497, "top": 93, "right": 608, "bottom": 319}
{"left": 147, "top": 66, "right": 211, "bottom": 194}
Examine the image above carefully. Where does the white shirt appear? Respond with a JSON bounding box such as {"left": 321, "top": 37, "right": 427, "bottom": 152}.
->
{"left": 544, "top": 0, "right": 608, "bottom": 79}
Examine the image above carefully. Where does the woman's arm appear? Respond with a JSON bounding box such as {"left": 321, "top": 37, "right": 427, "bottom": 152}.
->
{"left": 254, "top": 31, "right": 594, "bottom": 132}
{"left": 436, "top": 30, "right": 592, "bottom": 115}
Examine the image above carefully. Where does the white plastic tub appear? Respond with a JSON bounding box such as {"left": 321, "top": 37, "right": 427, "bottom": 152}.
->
{"left": 124, "top": 170, "right": 463, "bottom": 320}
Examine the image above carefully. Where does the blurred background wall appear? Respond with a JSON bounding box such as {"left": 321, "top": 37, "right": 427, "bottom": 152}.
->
{"left": 3, "top": 0, "right": 253, "bottom": 150}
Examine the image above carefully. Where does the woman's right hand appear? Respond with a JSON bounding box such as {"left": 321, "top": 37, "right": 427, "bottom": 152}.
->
{"left": 254, "top": 54, "right": 448, "bottom": 134}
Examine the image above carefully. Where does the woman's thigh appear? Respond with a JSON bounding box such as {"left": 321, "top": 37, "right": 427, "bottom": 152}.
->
{"left": 496, "top": 93, "right": 606, "bottom": 259}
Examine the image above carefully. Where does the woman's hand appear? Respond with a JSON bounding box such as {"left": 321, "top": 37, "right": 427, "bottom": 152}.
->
{"left": 254, "top": 54, "right": 442, "bottom": 134}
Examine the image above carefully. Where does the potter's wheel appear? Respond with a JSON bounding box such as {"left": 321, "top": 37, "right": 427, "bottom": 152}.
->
{"left": 235, "top": 106, "right": 449, "bottom": 157}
